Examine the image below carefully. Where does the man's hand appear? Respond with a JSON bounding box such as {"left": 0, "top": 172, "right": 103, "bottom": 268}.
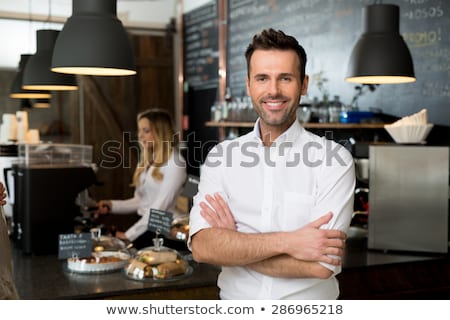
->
{"left": 284, "top": 212, "right": 347, "bottom": 265}
{"left": 199, "top": 193, "right": 237, "bottom": 231}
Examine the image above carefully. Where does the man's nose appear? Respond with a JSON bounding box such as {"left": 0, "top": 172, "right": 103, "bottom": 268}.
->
{"left": 267, "top": 80, "right": 280, "bottom": 96}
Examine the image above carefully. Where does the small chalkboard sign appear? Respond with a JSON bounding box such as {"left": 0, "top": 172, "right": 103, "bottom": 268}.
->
{"left": 148, "top": 209, "right": 174, "bottom": 238}
{"left": 58, "top": 233, "right": 92, "bottom": 259}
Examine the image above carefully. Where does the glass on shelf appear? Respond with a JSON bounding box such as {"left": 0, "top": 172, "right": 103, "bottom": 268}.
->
{"left": 328, "top": 95, "right": 343, "bottom": 123}
{"left": 297, "top": 104, "right": 312, "bottom": 123}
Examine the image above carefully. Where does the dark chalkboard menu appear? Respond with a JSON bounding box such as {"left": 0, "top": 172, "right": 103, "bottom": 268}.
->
{"left": 148, "top": 208, "right": 174, "bottom": 238}
{"left": 226, "top": 0, "right": 450, "bottom": 126}
{"left": 58, "top": 233, "right": 92, "bottom": 259}
{"left": 183, "top": 1, "right": 219, "bottom": 90}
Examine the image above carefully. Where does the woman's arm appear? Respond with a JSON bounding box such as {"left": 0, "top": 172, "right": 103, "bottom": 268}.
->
{"left": 124, "top": 153, "right": 187, "bottom": 242}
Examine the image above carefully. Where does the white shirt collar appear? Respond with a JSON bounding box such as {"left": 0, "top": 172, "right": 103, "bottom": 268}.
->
{"left": 252, "top": 118, "right": 302, "bottom": 145}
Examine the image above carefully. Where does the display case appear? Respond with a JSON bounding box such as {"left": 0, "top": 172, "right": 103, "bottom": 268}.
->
{"left": 18, "top": 143, "right": 93, "bottom": 166}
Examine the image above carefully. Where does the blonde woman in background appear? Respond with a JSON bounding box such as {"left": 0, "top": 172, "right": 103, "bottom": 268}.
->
{"left": 96, "top": 109, "right": 187, "bottom": 249}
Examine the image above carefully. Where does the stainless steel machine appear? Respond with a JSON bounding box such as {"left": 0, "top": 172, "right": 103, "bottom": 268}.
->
{"left": 368, "top": 144, "right": 449, "bottom": 253}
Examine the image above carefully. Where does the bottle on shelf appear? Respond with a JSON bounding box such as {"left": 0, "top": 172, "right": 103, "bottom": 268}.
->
{"left": 328, "top": 95, "right": 343, "bottom": 123}
{"left": 297, "top": 103, "right": 312, "bottom": 123}
{"left": 317, "top": 95, "right": 330, "bottom": 123}
{"left": 213, "top": 102, "right": 222, "bottom": 122}
{"left": 210, "top": 103, "right": 216, "bottom": 122}
{"left": 221, "top": 101, "right": 229, "bottom": 121}
{"left": 228, "top": 99, "right": 238, "bottom": 122}
{"left": 225, "top": 87, "right": 233, "bottom": 102}
{"left": 309, "top": 97, "right": 320, "bottom": 123}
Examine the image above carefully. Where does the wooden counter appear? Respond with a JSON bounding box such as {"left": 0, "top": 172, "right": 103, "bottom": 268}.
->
{"left": 11, "top": 229, "right": 450, "bottom": 299}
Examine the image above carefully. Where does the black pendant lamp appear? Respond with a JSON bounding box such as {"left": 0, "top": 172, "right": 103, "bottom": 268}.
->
{"left": 23, "top": 29, "right": 78, "bottom": 91}
{"left": 10, "top": 54, "right": 52, "bottom": 99}
{"left": 345, "top": 4, "right": 416, "bottom": 84}
{"left": 51, "top": 0, "right": 136, "bottom": 76}
{"left": 33, "top": 98, "right": 51, "bottom": 108}
{"left": 20, "top": 99, "right": 33, "bottom": 110}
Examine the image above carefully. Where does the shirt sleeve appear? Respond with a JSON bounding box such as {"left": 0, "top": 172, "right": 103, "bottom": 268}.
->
{"left": 110, "top": 191, "right": 141, "bottom": 214}
{"left": 187, "top": 144, "right": 226, "bottom": 250}
{"left": 312, "top": 140, "right": 356, "bottom": 274}
{"left": 124, "top": 215, "right": 148, "bottom": 242}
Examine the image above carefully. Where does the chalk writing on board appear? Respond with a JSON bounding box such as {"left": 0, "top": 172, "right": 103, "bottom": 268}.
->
{"left": 403, "top": 27, "right": 442, "bottom": 47}
{"left": 184, "top": 1, "right": 219, "bottom": 89}
{"left": 422, "top": 81, "right": 450, "bottom": 98}
{"left": 58, "top": 233, "right": 92, "bottom": 259}
{"left": 148, "top": 209, "right": 174, "bottom": 238}
{"left": 402, "top": 5, "right": 444, "bottom": 20}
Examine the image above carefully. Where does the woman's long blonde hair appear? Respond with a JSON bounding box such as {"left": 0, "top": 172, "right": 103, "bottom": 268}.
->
{"left": 132, "top": 109, "right": 176, "bottom": 186}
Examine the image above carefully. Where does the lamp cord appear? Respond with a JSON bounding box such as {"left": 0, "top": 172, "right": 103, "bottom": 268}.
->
{"left": 48, "top": 0, "right": 52, "bottom": 22}
{"left": 28, "top": 0, "right": 32, "bottom": 52}
{"left": 45, "top": 0, "right": 52, "bottom": 27}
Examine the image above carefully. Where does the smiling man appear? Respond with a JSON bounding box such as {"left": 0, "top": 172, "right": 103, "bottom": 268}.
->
{"left": 188, "top": 29, "right": 355, "bottom": 300}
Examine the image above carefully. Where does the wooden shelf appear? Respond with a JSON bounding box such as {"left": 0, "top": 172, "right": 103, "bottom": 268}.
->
{"left": 205, "top": 121, "right": 386, "bottom": 129}
{"left": 205, "top": 121, "right": 254, "bottom": 128}
{"left": 304, "top": 123, "right": 386, "bottom": 129}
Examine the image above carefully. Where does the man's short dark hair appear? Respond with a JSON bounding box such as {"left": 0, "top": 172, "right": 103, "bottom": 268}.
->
{"left": 245, "top": 28, "right": 307, "bottom": 82}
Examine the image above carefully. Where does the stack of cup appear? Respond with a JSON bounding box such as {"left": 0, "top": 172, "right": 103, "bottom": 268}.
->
{"left": 16, "top": 111, "right": 29, "bottom": 143}
{"left": 0, "top": 114, "right": 18, "bottom": 143}
{"left": 26, "top": 129, "right": 40, "bottom": 143}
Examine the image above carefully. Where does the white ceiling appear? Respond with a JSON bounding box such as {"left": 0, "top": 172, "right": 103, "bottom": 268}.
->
{"left": 0, "top": 0, "right": 210, "bottom": 68}
{"left": 0, "top": 0, "right": 179, "bottom": 29}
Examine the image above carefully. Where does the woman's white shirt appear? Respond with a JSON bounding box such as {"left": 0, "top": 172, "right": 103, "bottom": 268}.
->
{"left": 110, "top": 150, "right": 186, "bottom": 242}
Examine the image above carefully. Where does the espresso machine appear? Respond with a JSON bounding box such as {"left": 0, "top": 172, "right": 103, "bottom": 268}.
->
{"left": 10, "top": 143, "right": 97, "bottom": 255}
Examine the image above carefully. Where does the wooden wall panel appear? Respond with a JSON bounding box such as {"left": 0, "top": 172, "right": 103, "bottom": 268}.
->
{"left": 133, "top": 35, "right": 175, "bottom": 118}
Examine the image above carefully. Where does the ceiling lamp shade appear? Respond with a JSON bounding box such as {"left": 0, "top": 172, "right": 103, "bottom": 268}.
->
{"left": 33, "top": 98, "right": 51, "bottom": 108}
{"left": 51, "top": 0, "right": 136, "bottom": 76}
{"left": 345, "top": 4, "right": 416, "bottom": 84}
{"left": 10, "top": 54, "right": 52, "bottom": 99}
{"left": 23, "top": 29, "right": 78, "bottom": 91}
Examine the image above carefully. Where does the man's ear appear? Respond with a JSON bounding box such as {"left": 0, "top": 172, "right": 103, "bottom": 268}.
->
{"left": 301, "top": 75, "right": 309, "bottom": 95}
{"left": 246, "top": 77, "right": 250, "bottom": 96}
